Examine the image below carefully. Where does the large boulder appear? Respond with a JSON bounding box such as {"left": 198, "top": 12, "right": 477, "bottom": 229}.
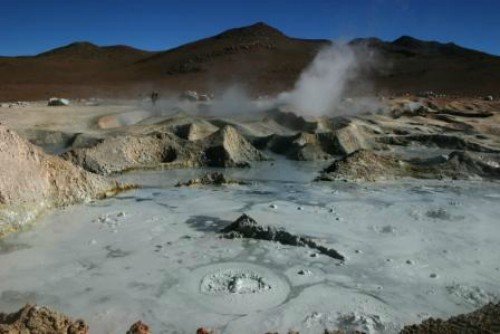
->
{"left": 0, "top": 125, "right": 118, "bottom": 235}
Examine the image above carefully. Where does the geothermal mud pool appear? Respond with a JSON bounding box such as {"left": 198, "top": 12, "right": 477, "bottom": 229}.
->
{"left": 0, "top": 161, "right": 499, "bottom": 333}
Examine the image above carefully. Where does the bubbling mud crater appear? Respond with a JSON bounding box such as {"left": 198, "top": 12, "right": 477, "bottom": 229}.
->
{"left": 186, "top": 262, "right": 290, "bottom": 315}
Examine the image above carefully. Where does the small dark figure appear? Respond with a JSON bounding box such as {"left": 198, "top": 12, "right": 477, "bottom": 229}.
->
{"left": 151, "top": 91, "right": 159, "bottom": 105}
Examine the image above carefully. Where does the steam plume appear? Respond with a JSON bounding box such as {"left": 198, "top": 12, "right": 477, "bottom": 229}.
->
{"left": 278, "top": 43, "right": 374, "bottom": 117}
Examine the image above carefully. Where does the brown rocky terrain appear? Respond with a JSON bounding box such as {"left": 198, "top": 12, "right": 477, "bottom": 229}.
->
{"left": 0, "top": 305, "right": 88, "bottom": 334}
{"left": 317, "top": 149, "right": 500, "bottom": 182}
{"left": 26, "top": 95, "right": 493, "bottom": 183}
{"left": 0, "top": 124, "right": 123, "bottom": 236}
{"left": 1, "top": 22, "right": 499, "bottom": 100}
{"left": 2, "top": 302, "right": 499, "bottom": 333}
{"left": 400, "top": 302, "right": 500, "bottom": 334}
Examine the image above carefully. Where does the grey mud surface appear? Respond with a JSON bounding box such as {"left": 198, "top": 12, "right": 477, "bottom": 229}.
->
{"left": 0, "top": 160, "right": 499, "bottom": 333}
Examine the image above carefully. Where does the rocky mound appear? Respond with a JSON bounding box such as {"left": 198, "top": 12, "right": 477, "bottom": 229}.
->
{"left": 0, "top": 125, "right": 119, "bottom": 236}
{"left": 263, "top": 108, "right": 317, "bottom": 132}
{"left": 126, "top": 321, "right": 151, "bottom": 334}
{"left": 175, "top": 172, "right": 246, "bottom": 187}
{"left": 317, "top": 150, "right": 500, "bottom": 182}
{"left": 64, "top": 126, "right": 267, "bottom": 174}
{"left": 173, "top": 121, "right": 219, "bottom": 141}
{"left": 221, "top": 214, "right": 345, "bottom": 261}
{"left": 261, "top": 132, "right": 332, "bottom": 161}
{"left": 256, "top": 119, "right": 379, "bottom": 161}
{"left": 203, "top": 126, "right": 267, "bottom": 167}
{"left": 0, "top": 304, "right": 88, "bottom": 334}
{"left": 317, "top": 150, "right": 403, "bottom": 182}
{"left": 0, "top": 305, "right": 152, "bottom": 334}
{"left": 63, "top": 132, "right": 203, "bottom": 174}
{"left": 400, "top": 302, "right": 500, "bottom": 333}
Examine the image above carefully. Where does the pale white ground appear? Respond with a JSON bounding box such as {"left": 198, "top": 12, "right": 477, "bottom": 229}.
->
{"left": 0, "top": 161, "right": 499, "bottom": 333}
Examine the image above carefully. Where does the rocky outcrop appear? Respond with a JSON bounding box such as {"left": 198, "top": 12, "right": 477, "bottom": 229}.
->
{"left": 63, "top": 132, "right": 203, "bottom": 174}
{"left": 0, "top": 125, "right": 119, "bottom": 236}
{"left": 0, "top": 305, "right": 88, "bottom": 334}
{"left": 400, "top": 302, "right": 500, "bottom": 334}
{"left": 263, "top": 108, "right": 317, "bottom": 132}
{"left": 262, "top": 132, "right": 332, "bottom": 161}
{"left": 221, "top": 214, "right": 345, "bottom": 261}
{"left": 175, "top": 172, "right": 246, "bottom": 187}
{"left": 203, "top": 126, "right": 267, "bottom": 167}
{"left": 64, "top": 126, "right": 267, "bottom": 173}
{"left": 326, "top": 120, "right": 376, "bottom": 155}
{"left": 378, "top": 134, "right": 500, "bottom": 153}
{"left": 317, "top": 150, "right": 403, "bottom": 182}
{"left": 317, "top": 150, "right": 500, "bottom": 182}
{"left": 257, "top": 120, "right": 379, "bottom": 162}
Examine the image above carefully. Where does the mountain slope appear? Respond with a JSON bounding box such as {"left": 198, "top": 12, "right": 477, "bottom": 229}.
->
{"left": 0, "top": 22, "right": 499, "bottom": 100}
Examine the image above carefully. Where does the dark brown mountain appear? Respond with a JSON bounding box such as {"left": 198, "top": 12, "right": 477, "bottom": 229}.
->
{"left": 0, "top": 22, "right": 499, "bottom": 100}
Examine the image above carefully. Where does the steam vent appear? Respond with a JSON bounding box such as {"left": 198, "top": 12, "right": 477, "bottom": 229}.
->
{"left": 1, "top": 6, "right": 500, "bottom": 334}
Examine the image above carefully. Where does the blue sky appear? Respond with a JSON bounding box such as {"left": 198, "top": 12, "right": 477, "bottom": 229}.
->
{"left": 1, "top": 0, "right": 499, "bottom": 56}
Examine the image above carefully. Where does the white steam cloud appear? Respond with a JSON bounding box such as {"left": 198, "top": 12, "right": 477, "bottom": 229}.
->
{"left": 278, "top": 43, "right": 371, "bottom": 117}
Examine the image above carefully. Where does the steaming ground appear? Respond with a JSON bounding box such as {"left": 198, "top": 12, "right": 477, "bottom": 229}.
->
{"left": 0, "top": 161, "right": 499, "bottom": 333}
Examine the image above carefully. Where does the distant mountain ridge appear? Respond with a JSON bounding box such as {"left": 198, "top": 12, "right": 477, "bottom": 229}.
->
{"left": 0, "top": 22, "right": 499, "bottom": 100}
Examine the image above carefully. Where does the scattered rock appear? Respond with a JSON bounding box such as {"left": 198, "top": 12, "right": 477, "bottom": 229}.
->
{"left": 175, "top": 172, "right": 246, "bottom": 187}
{"left": 0, "top": 101, "right": 30, "bottom": 108}
{"left": 48, "top": 97, "right": 70, "bottom": 106}
{"left": 221, "top": 214, "right": 345, "bottom": 261}
{"left": 297, "top": 269, "right": 312, "bottom": 276}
